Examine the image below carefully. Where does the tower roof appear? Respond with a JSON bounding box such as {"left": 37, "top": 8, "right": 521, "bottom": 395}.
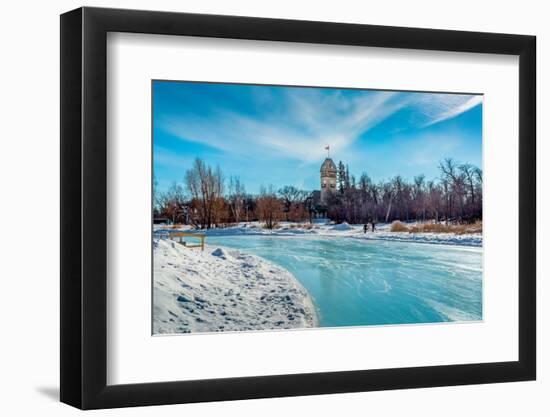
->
{"left": 320, "top": 158, "right": 337, "bottom": 174}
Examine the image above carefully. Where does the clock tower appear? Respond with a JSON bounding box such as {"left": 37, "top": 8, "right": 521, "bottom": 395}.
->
{"left": 320, "top": 151, "right": 337, "bottom": 205}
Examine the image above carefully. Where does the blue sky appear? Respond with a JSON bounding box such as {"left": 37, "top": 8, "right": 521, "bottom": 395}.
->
{"left": 153, "top": 81, "right": 482, "bottom": 194}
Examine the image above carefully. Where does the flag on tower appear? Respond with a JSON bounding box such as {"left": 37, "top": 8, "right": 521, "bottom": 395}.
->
{"left": 325, "top": 145, "right": 329, "bottom": 150}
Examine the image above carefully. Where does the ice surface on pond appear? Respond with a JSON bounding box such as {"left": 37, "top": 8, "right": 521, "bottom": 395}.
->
{"left": 206, "top": 236, "right": 483, "bottom": 327}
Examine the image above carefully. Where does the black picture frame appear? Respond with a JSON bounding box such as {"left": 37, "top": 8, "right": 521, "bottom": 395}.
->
{"left": 60, "top": 6, "right": 536, "bottom": 410}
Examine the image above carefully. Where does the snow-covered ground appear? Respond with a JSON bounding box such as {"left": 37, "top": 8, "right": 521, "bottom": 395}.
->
{"left": 153, "top": 238, "right": 318, "bottom": 334}
{"left": 156, "top": 221, "right": 482, "bottom": 247}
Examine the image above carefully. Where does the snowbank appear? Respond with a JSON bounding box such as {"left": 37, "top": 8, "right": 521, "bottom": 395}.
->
{"left": 156, "top": 222, "right": 482, "bottom": 247}
{"left": 356, "top": 231, "right": 482, "bottom": 247}
{"left": 331, "top": 222, "right": 353, "bottom": 231}
{"left": 153, "top": 239, "right": 318, "bottom": 334}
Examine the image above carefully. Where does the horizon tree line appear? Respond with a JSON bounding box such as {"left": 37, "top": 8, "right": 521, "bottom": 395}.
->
{"left": 154, "top": 157, "right": 482, "bottom": 229}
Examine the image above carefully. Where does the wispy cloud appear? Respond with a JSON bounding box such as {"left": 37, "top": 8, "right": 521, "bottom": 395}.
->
{"left": 419, "top": 95, "right": 483, "bottom": 127}
{"left": 158, "top": 86, "right": 482, "bottom": 164}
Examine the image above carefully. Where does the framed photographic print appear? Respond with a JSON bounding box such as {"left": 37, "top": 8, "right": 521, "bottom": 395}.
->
{"left": 60, "top": 7, "right": 536, "bottom": 409}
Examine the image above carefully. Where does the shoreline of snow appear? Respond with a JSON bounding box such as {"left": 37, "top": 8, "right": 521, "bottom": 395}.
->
{"left": 156, "top": 222, "right": 482, "bottom": 248}
{"left": 350, "top": 233, "right": 482, "bottom": 247}
{"left": 153, "top": 239, "right": 319, "bottom": 334}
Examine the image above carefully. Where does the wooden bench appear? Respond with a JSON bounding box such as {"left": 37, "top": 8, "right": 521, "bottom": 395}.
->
{"left": 166, "top": 231, "right": 205, "bottom": 251}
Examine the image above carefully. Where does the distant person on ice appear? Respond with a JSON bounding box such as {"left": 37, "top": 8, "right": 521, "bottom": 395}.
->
{"left": 363, "top": 224, "right": 368, "bottom": 234}
{"left": 371, "top": 220, "right": 376, "bottom": 232}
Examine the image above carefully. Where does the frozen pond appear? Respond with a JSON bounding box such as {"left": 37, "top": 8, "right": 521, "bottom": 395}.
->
{"left": 206, "top": 235, "right": 482, "bottom": 327}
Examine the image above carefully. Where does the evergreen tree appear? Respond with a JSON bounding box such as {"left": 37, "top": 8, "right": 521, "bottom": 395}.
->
{"left": 337, "top": 161, "right": 346, "bottom": 194}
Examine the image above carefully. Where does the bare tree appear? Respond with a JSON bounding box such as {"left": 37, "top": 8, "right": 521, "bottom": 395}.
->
{"left": 256, "top": 185, "right": 283, "bottom": 229}
{"left": 439, "top": 158, "right": 459, "bottom": 222}
{"left": 278, "top": 185, "right": 307, "bottom": 221}
{"left": 185, "top": 158, "right": 225, "bottom": 229}
{"left": 161, "top": 182, "right": 186, "bottom": 224}
{"left": 153, "top": 175, "right": 162, "bottom": 215}
{"left": 382, "top": 181, "right": 395, "bottom": 223}
{"left": 413, "top": 174, "right": 426, "bottom": 221}
{"left": 426, "top": 180, "right": 442, "bottom": 221}
{"left": 438, "top": 158, "right": 481, "bottom": 223}
{"left": 228, "top": 176, "right": 246, "bottom": 224}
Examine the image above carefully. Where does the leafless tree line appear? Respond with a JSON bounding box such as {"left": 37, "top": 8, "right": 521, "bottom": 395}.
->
{"left": 154, "top": 157, "right": 482, "bottom": 229}
{"left": 327, "top": 158, "right": 482, "bottom": 224}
